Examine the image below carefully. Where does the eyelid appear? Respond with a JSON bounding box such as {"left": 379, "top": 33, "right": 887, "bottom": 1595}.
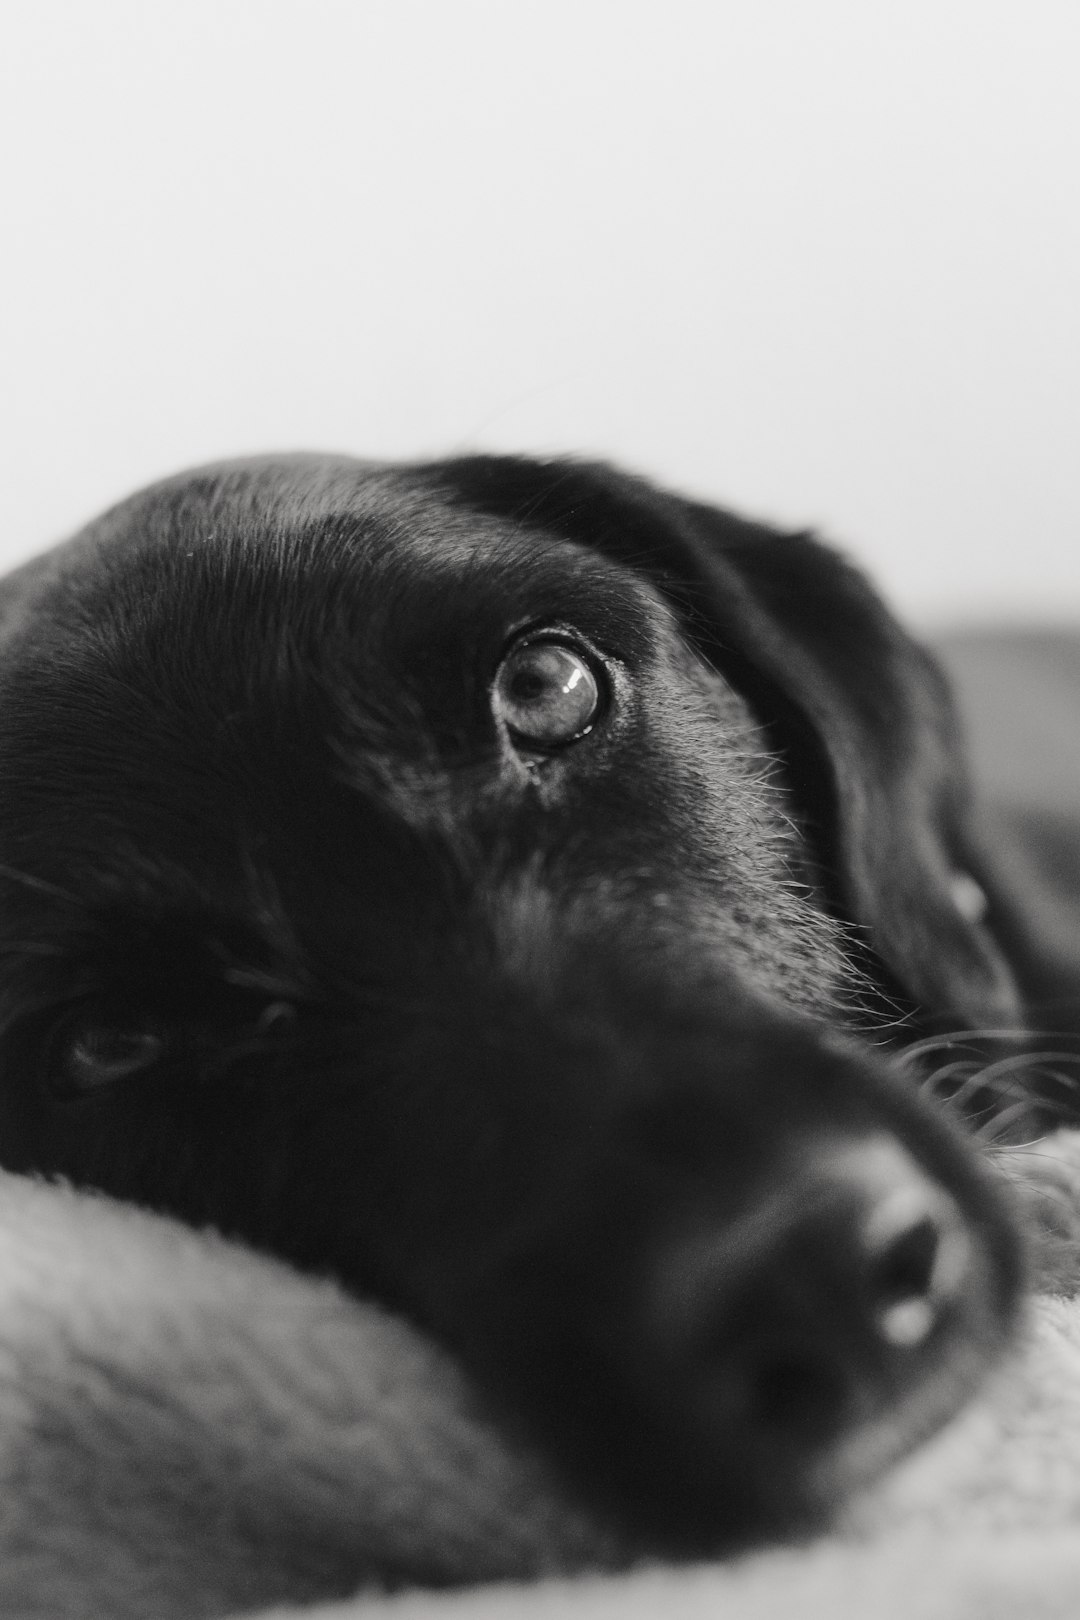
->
{"left": 494, "top": 625, "right": 616, "bottom": 701}
{"left": 497, "top": 617, "right": 607, "bottom": 658}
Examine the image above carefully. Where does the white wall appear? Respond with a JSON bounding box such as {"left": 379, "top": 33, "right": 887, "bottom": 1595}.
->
{"left": 2, "top": 0, "right": 1077, "bottom": 625}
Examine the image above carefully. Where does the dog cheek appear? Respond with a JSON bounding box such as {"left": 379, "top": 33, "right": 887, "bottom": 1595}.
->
{"left": 601, "top": 761, "right": 859, "bottom": 1020}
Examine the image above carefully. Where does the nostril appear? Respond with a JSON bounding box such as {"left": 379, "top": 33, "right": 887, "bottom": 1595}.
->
{"left": 861, "top": 1189, "right": 970, "bottom": 1349}
{"left": 868, "top": 1215, "right": 940, "bottom": 1345}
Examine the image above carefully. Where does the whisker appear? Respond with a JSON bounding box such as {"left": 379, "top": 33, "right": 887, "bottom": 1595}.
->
{"left": 898, "top": 1026, "right": 1080, "bottom": 1145}
{"left": 896, "top": 1028, "right": 1048, "bottom": 1069}
{"left": 972, "top": 1100, "right": 1041, "bottom": 1145}
{"left": 0, "top": 862, "right": 82, "bottom": 905}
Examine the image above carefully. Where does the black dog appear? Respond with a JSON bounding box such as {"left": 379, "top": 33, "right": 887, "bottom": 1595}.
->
{"left": 0, "top": 454, "right": 1050, "bottom": 1552}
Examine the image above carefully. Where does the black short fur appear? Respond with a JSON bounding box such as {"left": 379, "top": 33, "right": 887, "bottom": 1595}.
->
{"left": 0, "top": 453, "right": 1059, "bottom": 1553}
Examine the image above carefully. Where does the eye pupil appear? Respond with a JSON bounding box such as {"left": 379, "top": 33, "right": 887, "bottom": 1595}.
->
{"left": 509, "top": 670, "right": 548, "bottom": 703}
{"left": 493, "top": 638, "right": 603, "bottom": 748}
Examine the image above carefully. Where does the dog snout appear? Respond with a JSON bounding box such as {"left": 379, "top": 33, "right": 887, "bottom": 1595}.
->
{"left": 636, "top": 1136, "right": 991, "bottom": 1531}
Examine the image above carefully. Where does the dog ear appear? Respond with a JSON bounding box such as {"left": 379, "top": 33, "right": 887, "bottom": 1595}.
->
{"left": 667, "top": 491, "right": 1023, "bottom": 1030}
{"left": 428, "top": 455, "right": 1021, "bottom": 1030}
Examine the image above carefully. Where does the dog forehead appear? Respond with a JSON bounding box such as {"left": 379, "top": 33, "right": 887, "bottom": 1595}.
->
{"left": 0, "top": 458, "right": 682, "bottom": 844}
{"left": 18, "top": 456, "right": 667, "bottom": 660}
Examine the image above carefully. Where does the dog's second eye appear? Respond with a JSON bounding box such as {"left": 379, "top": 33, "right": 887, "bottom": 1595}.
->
{"left": 59, "top": 1023, "right": 164, "bottom": 1094}
{"left": 492, "top": 639, "right": 602, "bottom": 748}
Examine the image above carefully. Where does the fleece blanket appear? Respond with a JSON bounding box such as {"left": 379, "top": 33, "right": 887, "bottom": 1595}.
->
{"left": 3, "top": 1136, "right": 1080, "bottom": 1620}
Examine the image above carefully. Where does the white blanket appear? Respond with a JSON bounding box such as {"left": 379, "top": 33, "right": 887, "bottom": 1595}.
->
{"left": 2, "top": 1140, "right": 1080, "bottom": 1620}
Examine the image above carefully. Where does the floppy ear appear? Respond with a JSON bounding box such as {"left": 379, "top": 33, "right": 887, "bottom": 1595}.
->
{"left": 667, "top": 492, "right": 1023, "bottom": 1030}
{"left": 427, "top": 455, "right": 1022, "bottom": 1031}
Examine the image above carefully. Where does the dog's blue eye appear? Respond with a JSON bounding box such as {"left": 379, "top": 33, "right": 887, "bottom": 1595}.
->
{"left": 493, "top": 638, "right": 602, "bottom": 748}
{"left": 61, "top": 1023, "right": 164, "bottom": 1093}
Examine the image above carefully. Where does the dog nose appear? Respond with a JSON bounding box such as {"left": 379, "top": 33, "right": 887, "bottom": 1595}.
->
{"left": 644, "top": 1137, "right": 977, "bottom": 1490}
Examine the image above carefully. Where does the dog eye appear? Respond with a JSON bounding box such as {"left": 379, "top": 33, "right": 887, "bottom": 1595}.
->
{"left": 492, "top": 638, "right": 603, "bottom": 748}
{"left": 58, "top": 1022, "right": 165, "bottom": 1095}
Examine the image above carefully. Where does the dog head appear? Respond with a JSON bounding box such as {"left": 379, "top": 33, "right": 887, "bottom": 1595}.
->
{"left": 0, "top": 454, "right": 1023, "bottom": 1551}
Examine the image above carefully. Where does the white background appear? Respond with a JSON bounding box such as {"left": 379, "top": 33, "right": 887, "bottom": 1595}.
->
{"left": 2, "top": 0, "right": 1077, "bottom": 625}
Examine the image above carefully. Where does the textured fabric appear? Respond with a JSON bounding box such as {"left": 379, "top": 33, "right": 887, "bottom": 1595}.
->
{"left": 0, "top": 1172, "right": 622, "bottom": 1619}
{"left": 2, "top": 1146, "right": 1080, "bottom": 1620}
